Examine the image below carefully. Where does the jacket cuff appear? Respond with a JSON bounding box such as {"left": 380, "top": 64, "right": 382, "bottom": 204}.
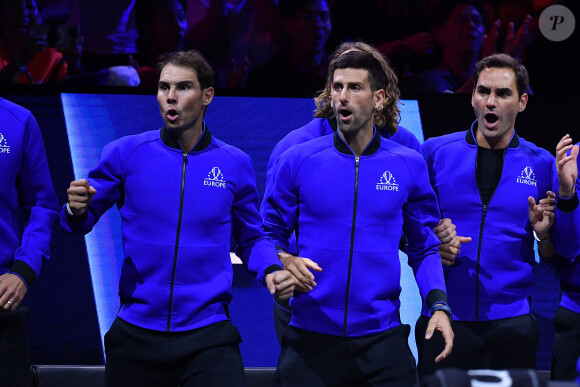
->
{"left": 557, "top": 191, "right": 579, "bottom": 212}
{"left": 9, "top": 260, "right": 36, "bottom": 289}
{"left": 264, "top": 264, "right": 283, "bottom": 276}
{"left": 275, "top": 245, "right": 288, "bottom": 254}
{"left": 426, "top": 289, "right": 448, "bottom": 310}
{"left": 65, "top": 203, "right": 89, "bottom": 223}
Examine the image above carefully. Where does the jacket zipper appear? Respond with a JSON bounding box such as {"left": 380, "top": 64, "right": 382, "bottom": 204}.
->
{"left": 343, "top": 156, "right": 360, "bottom": 336}
{"left": 474, "top": 148, "right": 506, "bottom": 321}
{"left": 475, "top": 204, "right": 487, "bottom": 321}
{"left": 167, "top": 152, "right": 188, "bottom": 331}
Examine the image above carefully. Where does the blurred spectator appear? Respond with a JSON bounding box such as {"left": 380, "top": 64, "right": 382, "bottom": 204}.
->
{"left": 524, "top": 0, "right": 580, "bottom": 94}
{"left": 135, "top": 0, "right": 188, "bottom": 88}
{"left": 327, "top": 0, "right": 438, "bottom": 82}
{"left": 402, "top": 0, "right": 531, "bottom": 94}
{"left": 32, "top": 0, "right": 83, "bottom": 76}
{"left": 244, "top": 0, "right": 331, "bottom": 97}
{"left": 0, "top": 0, "right": 68, "bottom": 84}
{"left": 77, "top": 0, "right": 140, "bottom": 85}
{"left": 186, "top": 0, "right": 280, "bottom": 90}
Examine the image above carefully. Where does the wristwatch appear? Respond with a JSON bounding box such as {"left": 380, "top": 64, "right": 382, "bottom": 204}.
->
{"left": 431, "top": 303, "right": 453, "bottom": 322}
{"left": 533, "top": 230, "right": 550, "bottom": 244}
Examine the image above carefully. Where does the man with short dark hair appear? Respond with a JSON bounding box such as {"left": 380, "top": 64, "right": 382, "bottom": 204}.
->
{"left": 263, "top": 50, "right": 453, "bottom": 386}
{"left": 416, "top": 53, "right": 564, "bottom": 377}
{"left": 61, "top": 50, "right": 294, "bottom": 387}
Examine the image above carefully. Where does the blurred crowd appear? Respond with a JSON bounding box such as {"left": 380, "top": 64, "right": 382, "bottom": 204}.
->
{"left": 0, "top": 0, "right": 578, "bottom": 96}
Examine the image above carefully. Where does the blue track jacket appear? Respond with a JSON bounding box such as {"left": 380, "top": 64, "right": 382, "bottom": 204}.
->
{"left": 261, "top": 117, "right": 421, "bottom": 255}
{"left": 0, "top": 98, "right": 58, "bottom": 288}
{"left": 61, "top": 126, "right": 281, "bottom": 332}
{"left": 263, "top": 128, "right": 446, "bottom": 337}
{"left": 421, "top": 123, "right": 563, "bottom": 321}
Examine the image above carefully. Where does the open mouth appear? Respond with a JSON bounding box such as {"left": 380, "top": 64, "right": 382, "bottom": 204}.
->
{"left": 485, "top": 113, "right": 498, "bottom": 124}
{"left": 166, "top": 108, "right": 179, "bottom": 121}
{"left": 339, "top": 107, "right": 352, "bottom": 121}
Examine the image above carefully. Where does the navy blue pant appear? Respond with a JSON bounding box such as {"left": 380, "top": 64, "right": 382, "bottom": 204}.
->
{"left": 275, "top": 325, "right": 419, "bottom": 387}
{"left": 105, "top": 318, "right": 248, "bottom": 387}
{"left": 415, "top": 314, "right": 539, "bottom": 379}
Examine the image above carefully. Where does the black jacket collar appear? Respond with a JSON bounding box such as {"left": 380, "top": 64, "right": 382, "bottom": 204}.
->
{"left": 160, "top": 123, "right": 213, "bottom": 152}
{"left": 333, "top": 126, "right": 381, "bottom": 156}
{"left": 465, "top": 120, "right": 519, "bottom": 148}
{"left": 326, "top": 117, "right": 338, "bottom": 132}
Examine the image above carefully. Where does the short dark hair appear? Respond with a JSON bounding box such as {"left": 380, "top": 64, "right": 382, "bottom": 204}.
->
{"left": 331, "top": 51, "right": 386, "bottom": 92}
{"left": 432, "top": 0, "right": 487, "bottom": 28}
{"left": 158, "top": 50, "right": 214, "bottom": 90}
{"left": 474, "top": 53, "right": 529, "bottom": 97}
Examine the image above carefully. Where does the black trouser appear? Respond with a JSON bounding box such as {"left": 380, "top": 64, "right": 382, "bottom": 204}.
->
{"left": 104, "top": 318, "right": 248, "bottom": 387}
{"left": 0, "top": 306, "right": 31, "bottom": 387}
{"left": 415, "top": 314, "right": 539, "bottom": 379}
{"left": 273, "top": 296, "right": 291, "bottom": 345}
{"left": 275, "top": 324, "right": 419, "bottom": 387}
{"left": 552, "top": 306, "right": 580, "bottom": 381}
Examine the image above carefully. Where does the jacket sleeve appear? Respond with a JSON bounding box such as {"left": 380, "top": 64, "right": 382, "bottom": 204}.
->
{"left": 402, "top": 152, "right": 447, "bottom": 304}
{"left": 10, "top": 112, "right": 59, "bottom": 288}
{"left": 551, "top": 148, "right": 580, "bottom": 259}
{"left": 420, "top": 138, "right": 439, "bottom": 191}
{"left": 259, "top": 139, "right": 285, "bottom": 219}
{"left": 60, "top": 140, "right": 124, "bottom": 235}
{"left": 231, "top": 153, "right": 281, "bottom": 285}
{"left": 261, "top": 151, "right": 299, "bottom": 253}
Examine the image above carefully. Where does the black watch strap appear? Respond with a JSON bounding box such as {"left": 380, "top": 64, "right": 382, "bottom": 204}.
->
{"left": 431, "top": 303, "right": 453, "bottom": 322}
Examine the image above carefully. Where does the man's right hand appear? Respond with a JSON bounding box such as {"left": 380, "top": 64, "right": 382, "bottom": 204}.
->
{"left": 556, "top": 134, "right": 579, "bottom": 198}
{"left": 67, "top": 179, "right": 97, "bottom": 216}
{"left": 278, "top": 251, "right": 322, "bottom": 293}
{"left": 434, "top": 218, "right": 471, "bottom": 266}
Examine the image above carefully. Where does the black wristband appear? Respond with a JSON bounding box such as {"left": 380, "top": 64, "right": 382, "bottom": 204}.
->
{"left": 557, "top": 191, "right": 579, "bottom": 212}
{"left": 426, "top": 289, "right": 448, "bottom": 310}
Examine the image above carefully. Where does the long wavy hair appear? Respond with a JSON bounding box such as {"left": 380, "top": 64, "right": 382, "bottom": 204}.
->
{"left": 314, "top": 41, "right": 401, "bottom": 134}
